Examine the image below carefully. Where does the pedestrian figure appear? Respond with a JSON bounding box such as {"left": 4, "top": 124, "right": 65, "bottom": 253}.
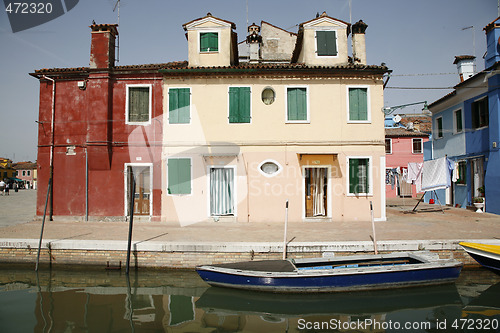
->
{"left": 0, "top": 180, "right": 5, "bottom": 196}
{"left": 14, "top": 183, "right": 18, "bottom": 193}
{"left": 5, "top": 183, "right": 9, "bottom": 195}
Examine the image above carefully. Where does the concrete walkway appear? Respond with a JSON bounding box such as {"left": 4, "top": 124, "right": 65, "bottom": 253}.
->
{"left": 0, "top": 192, "right": 498, "bottom": 244}
{"left": 0, "top": 192, "right": 499, "bottom": 267}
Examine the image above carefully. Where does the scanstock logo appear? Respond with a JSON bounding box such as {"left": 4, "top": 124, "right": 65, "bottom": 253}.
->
{"left": 4, "top": 0, "right": 79, "bottom": 32}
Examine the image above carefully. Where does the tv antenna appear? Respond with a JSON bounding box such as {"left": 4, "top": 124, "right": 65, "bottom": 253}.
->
{"left": 113, "top": 0, "right": 120, "bottom": 63}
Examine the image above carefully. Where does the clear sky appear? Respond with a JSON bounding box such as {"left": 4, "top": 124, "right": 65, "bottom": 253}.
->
{"left": 0, "top": 0, "right": 495, "bottom": 162}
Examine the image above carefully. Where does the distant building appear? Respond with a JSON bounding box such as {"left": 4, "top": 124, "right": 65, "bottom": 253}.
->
{"left": 13, "top": 161, "right": 37, "bottom": 189}
{"left": 385, "top": 123, "right": 430, "bottom": 198}
{"left": 426, "top": 17, "right": 500, "bottom": 214}
{"left": 0, "top": 157, "right": 16, "bottom": 181}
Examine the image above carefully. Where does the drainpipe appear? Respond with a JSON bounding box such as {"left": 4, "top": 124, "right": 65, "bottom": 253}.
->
{"left": 42, "top": 75, "right": 55, "bottom": 221}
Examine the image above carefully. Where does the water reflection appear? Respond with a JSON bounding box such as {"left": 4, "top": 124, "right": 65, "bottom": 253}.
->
{"left": 0, "top": 266, "right": 498, "bottom": 332}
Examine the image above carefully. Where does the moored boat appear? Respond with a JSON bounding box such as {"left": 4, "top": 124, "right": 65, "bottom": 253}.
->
{"left": 460, "top": 242, "right": 500, "bottom": 274}
{"left": 196, "top": 251, "right": 462, "bottom": 293}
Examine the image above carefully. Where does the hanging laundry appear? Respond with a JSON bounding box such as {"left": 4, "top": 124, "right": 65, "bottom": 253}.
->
{"left": 421, "top": 157, "right": 453, "bottom": 192}
{"left": 407, "top": 162, "right": 423, "bottom": 193}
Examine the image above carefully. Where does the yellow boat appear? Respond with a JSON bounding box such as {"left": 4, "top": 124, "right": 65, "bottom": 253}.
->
{"left": 459, "top": 242, "right": 500, "bottom": 274}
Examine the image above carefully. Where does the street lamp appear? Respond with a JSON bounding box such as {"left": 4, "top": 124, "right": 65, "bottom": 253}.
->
{"left": 382, "top": 101, "right": 429, "bottom": 116}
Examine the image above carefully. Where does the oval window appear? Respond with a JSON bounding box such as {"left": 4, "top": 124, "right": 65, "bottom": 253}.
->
{"left": 261, "top": 87, "right": 275, "bottom": 105}
{"left": 258, "top": 160, "right": 282, "bottom": 177}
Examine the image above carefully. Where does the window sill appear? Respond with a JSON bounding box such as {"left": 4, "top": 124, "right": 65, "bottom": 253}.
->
{"left": 286, "top": 120, "right": 310, "bottom": 124}
{"left": 347, "top": 120, "right": 371, "bottom": 124}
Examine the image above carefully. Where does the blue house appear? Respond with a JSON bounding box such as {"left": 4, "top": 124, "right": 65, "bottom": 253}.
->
{"left": 426, "top": 17, "right": 500, "bottom": 214}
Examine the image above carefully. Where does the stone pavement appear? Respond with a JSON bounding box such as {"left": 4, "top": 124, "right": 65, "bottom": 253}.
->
{"left": 0, "top": 191, "right": 498, "bottom": 245}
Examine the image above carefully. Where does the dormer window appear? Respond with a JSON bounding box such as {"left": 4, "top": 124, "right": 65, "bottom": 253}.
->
{"left": 316, "top": 30, "right": 337, "bottom": 56}
{"left": 200, "top": 32, "right": 218, "bottom": 52}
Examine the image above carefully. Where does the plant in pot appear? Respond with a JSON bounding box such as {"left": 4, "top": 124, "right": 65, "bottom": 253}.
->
{"left": 473, "top": 197, "right": 485, "bottom": 213}
{"left": 477, "top": 186, "right": 485, "bottom": 197}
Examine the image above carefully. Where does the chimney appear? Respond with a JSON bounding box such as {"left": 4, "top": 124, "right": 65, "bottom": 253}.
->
{"left": 352, "top": 20, "right": 368, "bottom": 64}
{"left": 484, "top": 17, "right": 500, "bottom": 68}
{"left": 247, "top": 23, "right": 262, "bottom": 63}
{"left": 453, "top": 55, "right": 476, "bottom": 82}
{"left": 90, "top": 24, "right": 118, "bottom": 69}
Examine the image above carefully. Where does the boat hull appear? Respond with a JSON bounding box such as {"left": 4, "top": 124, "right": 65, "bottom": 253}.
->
{"left": 460, "top": 242, "right": 500, "bottom": 274}
{"left": 196, "top": 253, "right": 462, "bottom": 293}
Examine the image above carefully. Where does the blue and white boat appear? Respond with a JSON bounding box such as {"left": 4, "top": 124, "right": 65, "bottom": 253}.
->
{"left": 196, "top": 252, "right": 462, "bottom": 293}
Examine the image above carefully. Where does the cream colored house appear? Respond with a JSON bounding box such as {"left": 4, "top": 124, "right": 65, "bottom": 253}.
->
{"left": 160, "top": 12, "right": 388, "bottom": 225}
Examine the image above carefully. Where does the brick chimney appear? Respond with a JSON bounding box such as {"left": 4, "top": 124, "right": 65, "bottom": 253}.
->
{"left": 454, "top": 55, "right": 476, "bottom": 82}
{"left": 89, "top": 24, "right": 118, "bottom": 69}
{"left": 352, "top": 20, "right": 368, "bottom": 64}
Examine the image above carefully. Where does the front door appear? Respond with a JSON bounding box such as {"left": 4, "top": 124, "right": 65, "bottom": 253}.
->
{"left": 209, "top": 167, "right": 234, "bottom": 216}
{"left": 305, "top": 167, "right": 328, "bottom": 217}
{"left": 126, "top": 165, "right": 151, "bottom": 216}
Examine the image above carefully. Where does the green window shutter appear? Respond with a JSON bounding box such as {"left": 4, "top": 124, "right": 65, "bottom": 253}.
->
{"left": 349, "top": 158, "right": 359, "bottom": 194}
{"left": 317, "top": 31, "right": 337, "bottom": 56}
{"left": 169, "top": 88, "right": 190, "bottom": 124}
{"left": 128, "top": 87, "right": 150, "bottom": 122}
{"left": 168, "top": 158, "right": 191, "bottom": 194}
{"left": 349, "top": 158, "right": 369, "bottom": 194}
{"left": 287, "top": 88, "right": 307, "bottom": 121}
{"left": 200, "top": 32, "right": 218, "bottom": 52}
{"left": 229, "top": 87, "right": 250, "bottom": 123}
{"left": 349, "top": 88, "right": 368, "bottom": 121}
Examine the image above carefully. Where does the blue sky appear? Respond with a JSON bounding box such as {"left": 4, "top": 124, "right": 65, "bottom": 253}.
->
{"left": 0, "top": 0, "right": 495, "bottom": 162}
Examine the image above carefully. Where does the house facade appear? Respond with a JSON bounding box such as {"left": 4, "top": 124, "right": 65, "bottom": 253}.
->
{"left": 427, "top": 17, "right": 500, "bottom": 214}
{"left": 161, "top": 13, "right": 388, "bottom": 224}
{"left": 32, "top": 12, "right": 389, "bottom": 223}
{"left": 31, "top": 24, "right": 171, "bottom": 221}
{"left": 0, "top": 158, "right": 16, "bottom": 181}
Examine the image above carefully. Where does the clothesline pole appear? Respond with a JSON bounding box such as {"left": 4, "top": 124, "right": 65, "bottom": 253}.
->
{"left": 412, "top": 193, "right": 426, "bottom": 212}
{"left": 433, "top": 190, "right": 445, "bottom": 214}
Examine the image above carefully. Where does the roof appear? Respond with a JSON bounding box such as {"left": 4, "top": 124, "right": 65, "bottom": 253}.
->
{"left": 453, "top": 55, "right": 475, "bottom": 64}
{"left": 13, "top": 162, "right": 37, "bottom": 170}
{"left": 30, "top": 61, "right": 189, "bottom": 77}
{"left": 32, "top": 61, "right": 388, "bottom": 78}
{"left": 261, "top": 20, "right": 297, "bottom": 36}
{"left": 484, "top": 16, "right": 500, "bottom": 33}
{"left": 399, "top": 115, "right": 432, "bottom": 134}
{"left": 428, "top": 61, "right": 498, "bottom": 109}
{"left": 182, "top": 13, "right": 236, "bottom": 30}
{"left": 385, "top": 127, "right": 429, "bottom": 137}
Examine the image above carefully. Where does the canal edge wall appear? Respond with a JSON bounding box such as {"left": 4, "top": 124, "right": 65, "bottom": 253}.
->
{"left": 0, "top": 239, "right": 497, "bottom": 269}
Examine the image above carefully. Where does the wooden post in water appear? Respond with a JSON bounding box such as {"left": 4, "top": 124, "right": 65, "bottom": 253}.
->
{"left": 282, "top": 200, "right": 289, "bottom": 260}
{"left": 370, "top": 201, "right": 378, "bottom": 255}
{"left": 126, "top": 175, "right": 136, "bottom": 274}
{"left": 35, "top": 178, "right": 52, "bottom": 271}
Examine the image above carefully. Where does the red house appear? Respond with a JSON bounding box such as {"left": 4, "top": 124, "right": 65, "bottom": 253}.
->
{"left": 31, "top": 24, "right": 184, "bottom": 221}
{"left": 385, "top": 126, "right": 430, "bottom": 198}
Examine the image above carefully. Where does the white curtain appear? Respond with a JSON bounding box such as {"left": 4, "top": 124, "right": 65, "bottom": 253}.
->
{"left": 210, "top": 168, "right": 234, "bottom": 216}
{"left": 312, "top": 168, "right": 326, "bottom": 216}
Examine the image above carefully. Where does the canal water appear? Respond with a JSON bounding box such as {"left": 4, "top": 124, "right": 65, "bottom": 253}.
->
{"left": 0, "top": 265, "right": 499, "bottom": 332}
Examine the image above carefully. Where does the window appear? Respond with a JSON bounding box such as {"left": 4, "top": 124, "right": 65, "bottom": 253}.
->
{"left": 454, "top": 109, "right": 463, "bottom": 133}
{"left": 200, "top": 32, "right": 218, "bottom": 52}
{"left": 169, "top": 88, "right": 190, "bottom": 124}
{"left": 471, "top": 98, "right": 489, "bottom": 129}
{"left": 412, "top": 138, "right": 423, "bottom": 154}
{"left": 126, "top": 85, "right": 151, "bottom": 124}
{"left": 229, "top": 87, "right": 251, "bottom": 123}
{"left": 261, "top": 87, "right": 275, "bottom": 105}
{"left": 316, "top": 30, "right": 337, "bottom": 56}
{"left": 258, "top": 160, "right": 282, "bottom": 177}
{"left": 286, "top": 87, "right": 308, "bottom": 122}
{"left": 168, "top": 158, "right": 191, "bottom": 195}
{"left": 436, "top": 117, "right": 443, "bottom": 138}
{"left": 348, "top": 87, "right": 369, "bottom": 122}
{"left": 385, "top": 138, "right": 392, "bottom": 154}
{"left": 348, "top": 158, "right": 370, "bottom": 194}
{"left": 27, "top": 170, "right": 30, "bottom": 176}
{"left": 22, "top": 170, "right": 26, "bottom": 176}
{"left": 457, "top": 161, "right": 466, "bottom": 185}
